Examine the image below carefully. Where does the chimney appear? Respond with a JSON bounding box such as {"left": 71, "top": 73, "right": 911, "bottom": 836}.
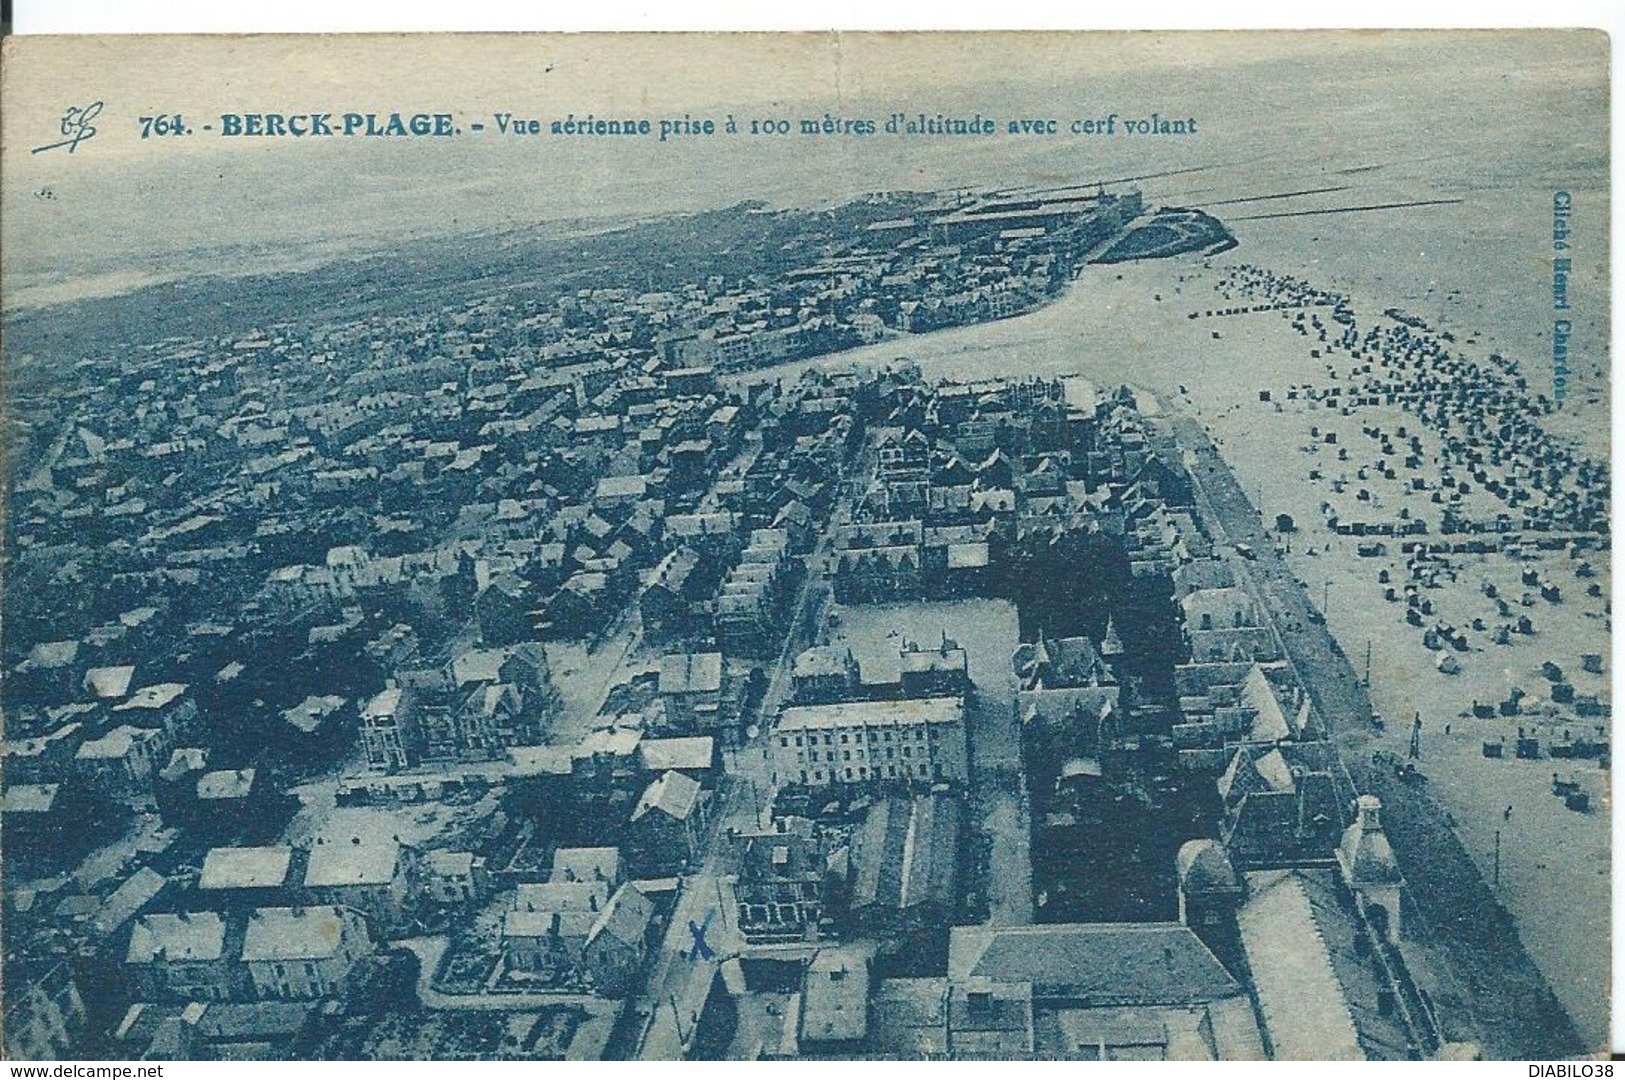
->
{"left": 550, "top": 912, "right": 562, "bottom": 937}
{"left": 589, "top": 892, "right": 599, "bottom": 912}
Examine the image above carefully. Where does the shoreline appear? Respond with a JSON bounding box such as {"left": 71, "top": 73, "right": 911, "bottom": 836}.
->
{"left": 725, "top": 246, "right": 1609, "bottom": 1049}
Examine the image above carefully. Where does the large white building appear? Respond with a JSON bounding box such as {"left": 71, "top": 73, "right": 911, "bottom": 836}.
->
{"left": 241, "top": 906, "right": 372, "bottom": 1001}
{"left": 771, "top": 696, "right": 969, "bottom": 788}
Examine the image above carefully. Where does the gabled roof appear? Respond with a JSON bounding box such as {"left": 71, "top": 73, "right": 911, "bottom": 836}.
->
{"left": 779, "top": 697, "right": 963, "bottom": 732}
{"left": 647, "top": 547, "right": 701, "bottom": 596}
{"left": 1013, "top": 633, "right": 1104, "bottom": 690}
{"left": 1238, "top": 871, "right": 1364, "bottom": 1059}
{"left": 95, "top": 867, "right": 168, "bottom": 937}
{"left": 948, "top": 922, "right": 1243, "bottom": 1006}
{"left": 515, "top": 880, "right": 608, "bottom": 914}
{"left": 1239, "top": 665, "right": 1291, "bottom": 742}
{"left": 1253, "top": 748, "right": 1296, "bottom": 792}
{"left": 658, "top": 652, "right": 722, "bottom": 695}
{"left": 551, "top": 847, "right": 621, "bottom": 885}
{"left": 632, "top": 770, "right": 703, "bottom": 823}
{"left": 160, "top": 747, "right": 209, "bottom": 782}
{"left": 1019, "top": 686, "right": 1119, "bottom": 731}
{"left": 586, "top": 882, "right": 655, "bottom": 950}
{"left": 852, "top": 796, "right": 959, "bottom": 911}
{"left": 1218, "top": 745, "right": 1295, "bottom": 805}
{"left": 1180, "top": 587, "right": 1257, "bottom": 628}
{"left": 83, "top": 665, "right": 136, "bottom": 699}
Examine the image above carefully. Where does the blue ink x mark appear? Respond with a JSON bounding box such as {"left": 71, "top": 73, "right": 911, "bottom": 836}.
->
{"left": 687, "top": 910, "right": 716, "bottom": 961}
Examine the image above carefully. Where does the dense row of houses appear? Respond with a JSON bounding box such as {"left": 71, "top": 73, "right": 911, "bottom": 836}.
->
{"left": 500, "top": 847, "right": 656, "bottom": 996}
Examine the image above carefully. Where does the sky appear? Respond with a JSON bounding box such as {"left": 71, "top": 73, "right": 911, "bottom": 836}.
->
{"left": 0, "top": 31, "right": 1609, "bottom": 308}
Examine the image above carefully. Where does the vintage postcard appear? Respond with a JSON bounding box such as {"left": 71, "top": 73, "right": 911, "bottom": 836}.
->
{"left": 0, "top": 31, "right": 1610, "bottom": 1062}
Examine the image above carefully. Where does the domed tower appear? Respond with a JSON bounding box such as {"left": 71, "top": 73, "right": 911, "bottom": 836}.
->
{"left": 1337, "top": 795, "right": 1404, "bottom": 944}
{"left": 1176, "top": 838, "right": 1242, "bottom": 927}
{"left": 1177, "top": 839, "right": 1246, "bottom": 976}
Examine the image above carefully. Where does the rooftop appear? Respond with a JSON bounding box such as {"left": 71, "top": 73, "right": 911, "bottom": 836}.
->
{"left": 77, "top": 724, "right": 160, "bottom": 760}
{"left": 948, "top": 922, "right": 1243, "bottom": 1006}
{"left": 127, "top": 912, "right": 227, "bottom": 964}
{"left": 596, "top": 474, "right": 649, "bottom": 499}
{"left": 5, "top": 784, "right": 60, "bottom": 813}
{"left": 551, "top": 847, "right": 621, "bottom": 885}
{"left": 658, "top": 652, "right": 723, "bottom": 695}
{"left": 197, "top": 768, "right": 256, "bottom": 801}
{"left": 632, "top": 769, "right": 703, "bottom": 823}
{"left": 638, "top": 736, "right": 715, "bottom": 773}
{"left": 449, "top": 648, "right": 507, "bottom": 686}
{"left": 586, "top": 882, "right": 655, "bottom": 949}
{"left": 361, "top": 686, "right": 404, "bottom": 719}
{"left": 425, "top": 850, "right": 475, "bottom": 876}
{"left": 504, "top": 906, "right": 596, "bottom": 940}
{"left": 113, "top": 682, "right": 189, "bottom": 712}
{"left": 852, "top": 795, "right": 959, "bottom": 911}
{"left": 83, "top": 665, "right": 136, "bottom": 699}
{"left": 200, "top": 846, "right": 293, "bottom": 891}
{"left": 793, "top": 645, "right": 855, "bottom": 679}
{"left": 304, "top": 837, "right": 401, "bottom": 888}
{"left": 779, "top": 696, "right": 963, "bottom": 733}
{"left": 516, "top": 880, "right": 609, "bottom": 913}
{"left": 240, "top": 907, "right": 355, "bottom": 962}
{"left": 801, "top": 947, "right": 871, "bottom": 1044}
{"left": 95, "top": 867, "right": 169, "bottom": 938}
{"left": 1238, "top": 870, "right": 1365, "bottom": 1060}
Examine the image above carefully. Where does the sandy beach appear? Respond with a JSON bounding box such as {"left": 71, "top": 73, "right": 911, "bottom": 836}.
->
{"left": 728, "top": 221, "right": 1610, "bottom": 1047}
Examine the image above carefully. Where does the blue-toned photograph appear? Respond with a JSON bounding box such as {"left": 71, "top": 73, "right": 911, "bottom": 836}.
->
{"left": 0, "top": 30, "right": 1609, "bottom": 1062}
